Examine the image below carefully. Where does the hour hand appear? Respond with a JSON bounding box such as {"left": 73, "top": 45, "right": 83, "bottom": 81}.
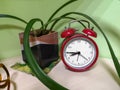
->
{"left": 71, "top": 52, "right": 80, "bottom": 56}
{"left": 66, "top": 52, "right": 75, "bottom": 54}
{"left": 66, "top": 52, "right": 76, "bottom": 56}
{"left": 66, "top": 52, "right": 80, "bottom": 56}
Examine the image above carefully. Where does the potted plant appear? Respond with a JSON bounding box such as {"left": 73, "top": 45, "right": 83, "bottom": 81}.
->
{"left": 0, "top": 0, "right": 120, "bottom": 90}
{"left": 19, "top": 29, "right": 59, "bottom": 69}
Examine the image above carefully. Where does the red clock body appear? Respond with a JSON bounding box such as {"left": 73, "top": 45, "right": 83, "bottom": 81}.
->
{"left": 60, "top": 33, "right": 99, "bottom": 72}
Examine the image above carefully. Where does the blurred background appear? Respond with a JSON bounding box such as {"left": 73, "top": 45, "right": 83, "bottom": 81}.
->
{"left": 0, "top": 0, "right": 120, "bottom": 60}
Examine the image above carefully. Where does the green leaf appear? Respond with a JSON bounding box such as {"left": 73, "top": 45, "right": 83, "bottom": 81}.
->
{"left": 49, "top": 16, "right": 90, "bottom": 30}
{"left": 45, "top": 0, "right": 78, "bottom": 29}
{"left": 11, "top": 63, "right": 35, "bottom": 75}
{"left": 0, "top": 14, "right": 27, "bottom": 24}
{"left": 23, "top": 18, "right": 68, "bottom": 90}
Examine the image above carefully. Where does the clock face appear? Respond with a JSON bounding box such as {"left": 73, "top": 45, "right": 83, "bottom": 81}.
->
{"left": 62, "top": 36, "right": 98, "bottom": 71}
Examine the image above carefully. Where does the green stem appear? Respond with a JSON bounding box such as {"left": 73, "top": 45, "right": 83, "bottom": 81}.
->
{"left": 23, "top": 18, "right": 68, "bottom": 90}
{"left": 45, "top": 0, "right": 78, "bottom": 30}
{"left": 0, "top": 14, "right": 27, "bottom": 24}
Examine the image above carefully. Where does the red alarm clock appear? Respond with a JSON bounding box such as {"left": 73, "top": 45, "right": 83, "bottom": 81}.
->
{"left": 60, "top": 27, "right": 99, "bottom": 72}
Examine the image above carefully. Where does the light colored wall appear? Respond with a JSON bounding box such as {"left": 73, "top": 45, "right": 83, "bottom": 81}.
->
{"left": 0, "top": 0, "right": 120, "bottom": 60}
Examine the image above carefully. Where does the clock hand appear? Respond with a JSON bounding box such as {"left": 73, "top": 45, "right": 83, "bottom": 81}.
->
{"left": 67, "top": 51, "right": 87, "bottom": 61}
{"left": 66, "top": 52, "right": 76, "bottom": 54}
{"left": 70, "top": 52, "right": 80, "bottom": 56}
{"left": 80, "top": 54, "right": 88, "bottom": 61}
{"left": 72, "top": 51, "right": 88, "bottom": 60}
{"left": 77, "top": 53, "right": 80, "bottom": 61}
{"left": 66, "top": 52, "right": 79, "bottom": 56}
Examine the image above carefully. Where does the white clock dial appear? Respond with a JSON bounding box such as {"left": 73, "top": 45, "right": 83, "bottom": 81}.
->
{"left": 63, "top": 37, "right": 96, "bottom": 68}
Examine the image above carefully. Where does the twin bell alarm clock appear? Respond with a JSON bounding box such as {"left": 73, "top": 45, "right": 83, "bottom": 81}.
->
{"left": 60, "top": 20, "right": 99, "bottom": 72}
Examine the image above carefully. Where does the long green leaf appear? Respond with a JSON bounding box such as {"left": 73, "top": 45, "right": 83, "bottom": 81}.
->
{"left": 45, "top": 0, "right": 78, "bottom": 29}
{"left": 23, "top": 18, "right": 68, "bottom": 90}
{"left": 0, "top": 14, "right": 27, "bottom": 24}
